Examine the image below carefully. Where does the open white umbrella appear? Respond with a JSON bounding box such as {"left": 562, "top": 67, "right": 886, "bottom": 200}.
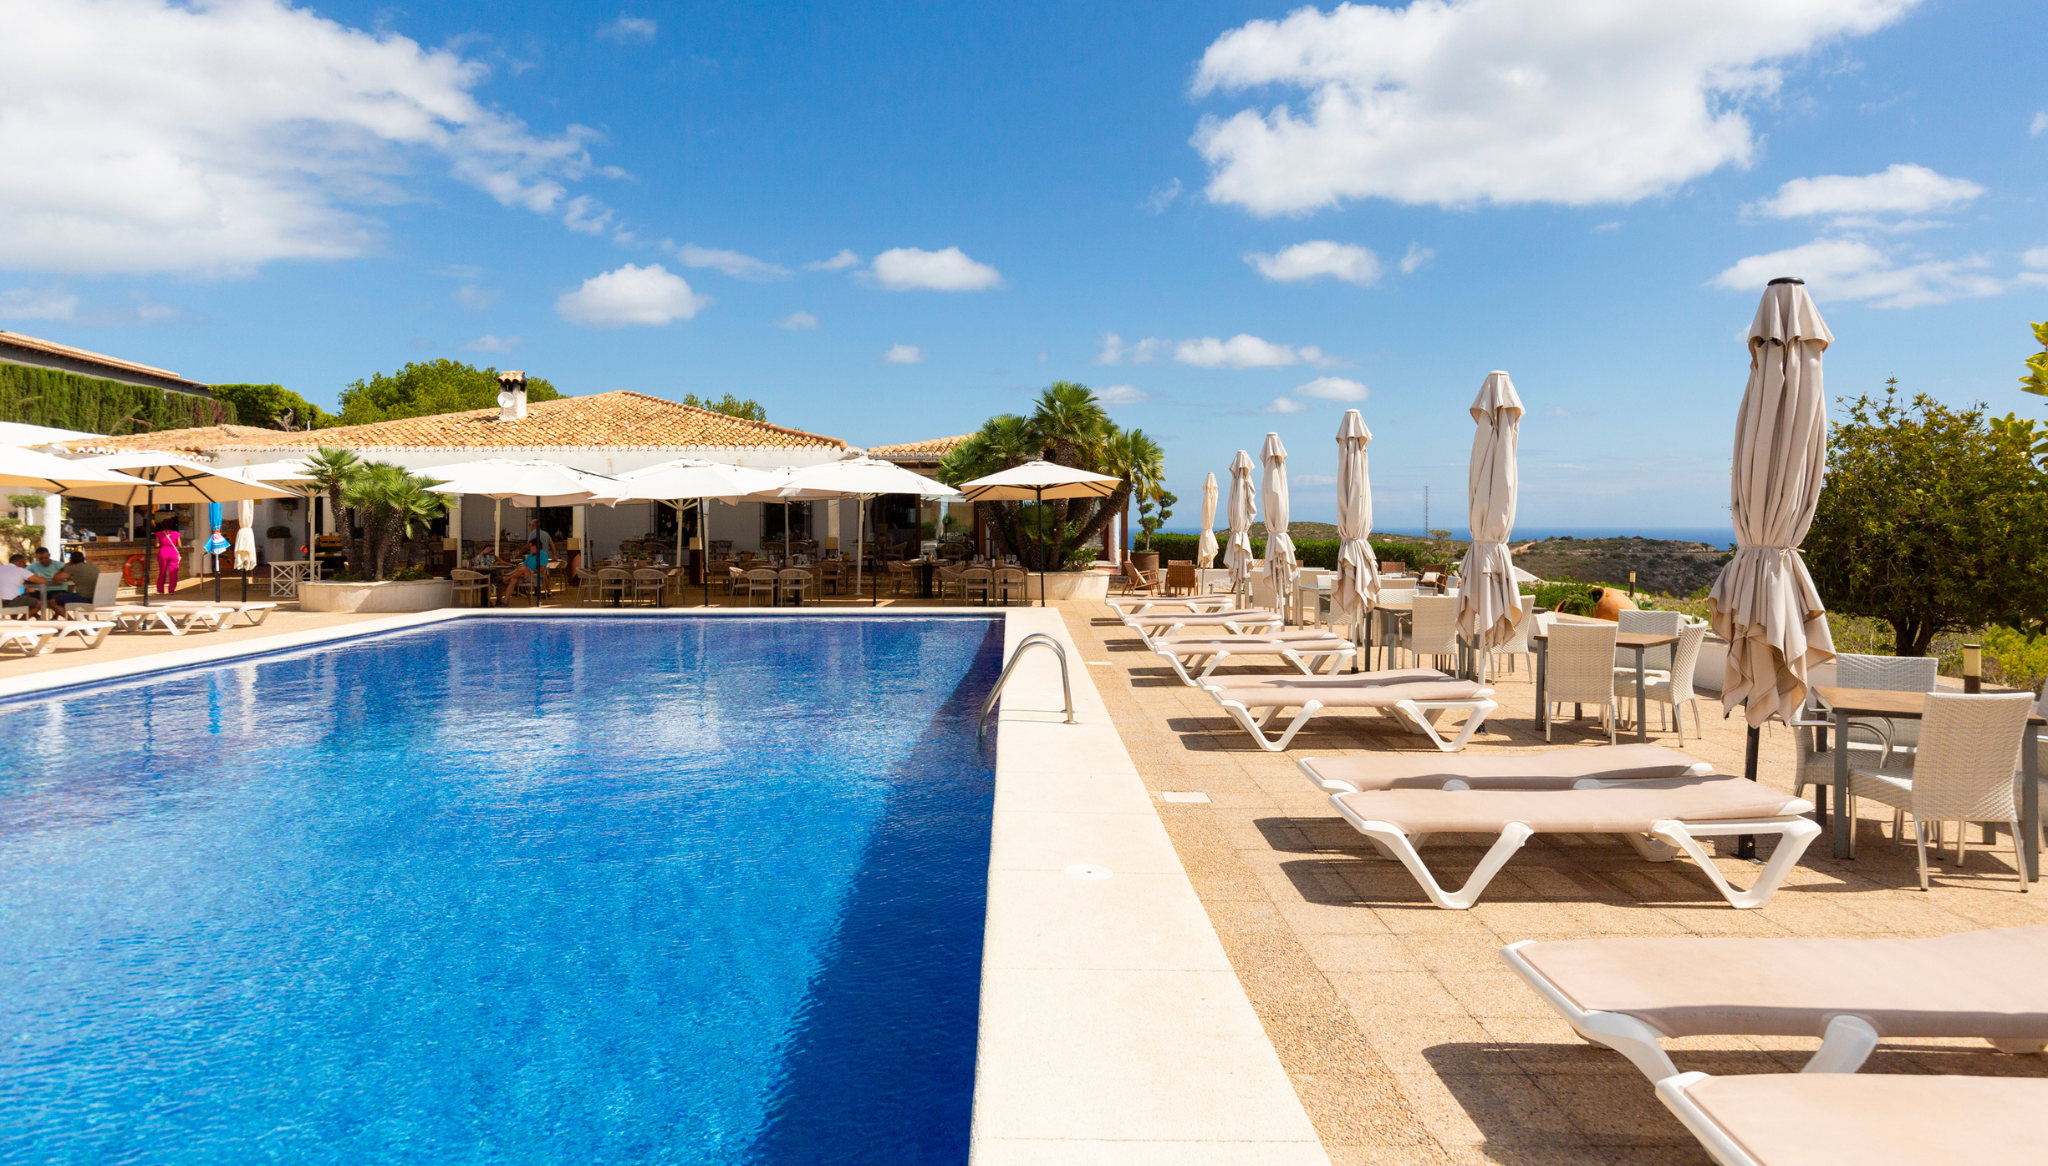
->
{"left": 427, "top": 459, "right": 624, "bottom": 606}
{"left": 1261, "top": 434, "right": 1297, "bottom": 621}
{"left": 958, "top": 460, "right": 1120, "bottom": 607}
{"left": 0, "top": 446, "right": 154, "bottom": 500}
{"left": 1457, "top": 372, "right": 1525, "bottom": 673}
{"left": 1196, "top": 472, "right": 1219, "bottom": 569}
{"left": 1709, "top": 278, "right": 1837, "bottom": 730}
{"left": 762, "top": 457, "right": 960, "bottom": 606}
{"left": 612, "top": 459, "right": 785, "bottom": 601}
{"left": 1332, "top": 410, "right": 1380, "bottom": 661}
{"left": 72, "top": 452, "right": 296, "bottom": 603}
{"left": 1225, "top": 450, "right": 1257, "bottom": 602}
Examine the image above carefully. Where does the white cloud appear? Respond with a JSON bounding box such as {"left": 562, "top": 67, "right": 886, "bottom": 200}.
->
{"left": 1097, "top": 384, "right": 1157, "bottom": 406}
{"left": 1399, "top": 243, "right": 1434, "bottom": 274}
{"left": 596, "top": 14, "right": 656, "bottom": 43}
{"left": 883, "top": 344, "right": 926, "bottom": 364}
{"left": 0, "top": 286, "right": 81, "bottom": 322}
{"left": 1264, "top": 396, "right": 1307, "bottom": 414}
{"left": 1711, "top": 238, "right": 2001, "bottom": 309}
{"left": 1293, "top": 473, "right": 1337, "bottom": 485}
{"left": 436, "top": 264, "right": 485, "bottom": 280}
{"left": 1096, "top": 333, "right": 1168, "bottom": 365}
{"left": 1176, "top": 334, "right": 1332, "bottom": 370}
{"left": 2022, "top": 248, "right": 2048, "bottom": 270}
{"left": 1246, "top": 240, "right": 1381, "bottom": 285}
{"left": 865, "top": 246, "right": 1003, "bottom": 291}
{"left": 803, "top": 249, "right": 861, "bottom": 271}
{"left": 561, "top": 195, "right": 616, "bottom": 236}
{"left": 1593, "top": 221, "right": 1623, "bottom": 232}
{"left": 774, "top": 311, "right": 819, "bottom": 330}
{"left": 0, "top": 0, "right": 610, "bottom": 275}
{"left": 1296, "top": 375, "right": 1368, "bottom": 401}
{"left": 1191, "top": 0, "right": 1917, "bottom": 215}
{"left": 2033, "top": 112, "right": 2048, "bottom": 136}
{"left": 461, "top": 334, "right": 519, "bottom": 352}
{"left": 454, "top": 284, "right": 500, "bottom": 310}
{"left": 670, "top": 243, "right": 790, "bottom": 282}
{"left": 1140, "top": 178, "right": 1182, "bottom": 213}
{"left": 1753, "top": 163, "right": 1983, "bottom": 219}
{"left": 555, "top": 263, "right": 710, "bottom": 327}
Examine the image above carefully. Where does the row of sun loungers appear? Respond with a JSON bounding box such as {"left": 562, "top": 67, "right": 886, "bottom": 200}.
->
{"left": 2, "top": 600, "right": 279, "bottom": 657}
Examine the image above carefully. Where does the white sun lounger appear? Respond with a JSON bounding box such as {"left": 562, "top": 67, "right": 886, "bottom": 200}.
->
{"left": 1202, "top": 675, "right": 1499, "bottom": 752}
{"left": 1123, "top": 608, "right": 1283, "bottom": 644}
{"left": 1500, "top": 924, "right": 2048, "bottom": 1081}
{"left": 1299, "top": 743, "right": 1713, "bottom": 794}
{"left": 160, "top": 600, "right": 279, "bottom": 627}
{"left": 1104, "top": 593, "right": 1237, "bottom": 618}
{"left": 1328, "top": 775, "right": 1820, "bottom": 909}
{"left": 1656, "top": 1072, "right": 2048, "bottom": 1166}
{"left": 84, "top": 604, "right": 235, "bottom": 634}
{"left": 0, "top": 624, "right": 56, "bottom": 657}
{"left": 12, "top": 620, "right": 116, "bottom": 653}
{"left": 1151, "top": 632, "right": 1378, "bottom": 685}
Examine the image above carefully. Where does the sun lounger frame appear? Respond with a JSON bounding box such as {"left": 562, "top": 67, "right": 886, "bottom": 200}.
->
{"left": 84, "top": 605, "right": 235, "bottom": 635}
{"left": 1152, "top": 639, "right": 1352, "bottom": 685}
{"left": 160, "top": 600, "right": 278, "bottom": 627}
{"left": 1125, "top": 610, "right": 1284, "bottom": 646}
{"left": 12, "top": 620, "right": 115, "bottom": 653}
{"left": 1204, "top": 683, "right": 1499, "bottom": 753}
{"left": 1329, "top": 783, "right": 1820, "bottom": 909}
{"left": 1296, "top": 745, "right": 1715, "bottom": 795}
{"left": 1104, "top": 594, "right": 1236, "bottom": 618}
{"left": 0, "top": 625, "right": 55, "bottom": 656}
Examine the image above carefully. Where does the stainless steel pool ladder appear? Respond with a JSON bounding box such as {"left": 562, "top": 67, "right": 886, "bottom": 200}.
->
{"left": 977, "top": 632, "right": 1075, "bottom": 742}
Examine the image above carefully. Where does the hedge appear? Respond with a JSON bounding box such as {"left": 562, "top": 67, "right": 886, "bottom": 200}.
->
{"left": 1134, "top": 532, "right": 1435, "bottom": 569}
{"left": 0, "top": 362, "right": 235, "bottom": 435}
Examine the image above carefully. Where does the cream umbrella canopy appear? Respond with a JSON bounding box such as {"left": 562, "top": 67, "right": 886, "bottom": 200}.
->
{"left": 611, "top": 460, "right": 784, "bottom": 604}
{"left": 1332, "top": 409, "right": 1380, "bottom": 651}
{"left": 0, "top": 446, "right": 154, "bottom": 499}
{"left": 1224, "top": 450, "right": 1257, "bottom": 601}
{"left": 1261, "top": 433, "right": 1297, "bottom": 620}
{"left": 761, "top": 457, "right": 960, "bottom": 605}
{"left": 70, "top": 452, "right": 295, "bottom": 604}
{"left": 1195, "top": 473, "right": 1220, "bottom": 569}
{"left": 1708, "top": 278, "right": 1837, "bottom": 729}
{"left": 1457, "top": 372, "right": 1525, "bottom": 664}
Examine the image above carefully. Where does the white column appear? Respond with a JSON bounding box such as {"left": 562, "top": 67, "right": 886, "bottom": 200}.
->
{"left": 449, "top": 496, "right": 463, "bottom": 560}
{"left": 41, "top": 494, "right": 60, "bottom": 555}
{"left": 827, "top": 498, "right": 841, "bottom": 550}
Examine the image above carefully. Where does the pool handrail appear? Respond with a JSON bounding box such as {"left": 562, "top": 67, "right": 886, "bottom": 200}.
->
{"left": 978, "top": 632, "right": 1075, "bottom": 741}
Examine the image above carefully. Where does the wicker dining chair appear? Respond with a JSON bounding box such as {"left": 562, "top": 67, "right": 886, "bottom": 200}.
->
{"left": 449, "top": 568, "right": 489, "bottom": 608}
{"left": 960, "top": 567, "right": 992, "bottom": 604}
{"left": 1544, "top": 621, "right": 1620, "bottom": 744}
{"left": 995, "top": 567, "right": 1027, "bottom": 606}
{"left": 742, "top": 568, "right": 778, "bottom": 605}
{"left": 630, "top": 569, "right": 666, "bottom": 606}
{"left": 1614, "top": 622, "right": 1708, "bottom": 743}
{"left": 1846, "top": 691, "right": 2036, "bottom": 890}
{"left": 777, "top": 568, "right": 811, "bottom": 605}
{"left": 596, "top": 567, "right": 630, "bottom": 606}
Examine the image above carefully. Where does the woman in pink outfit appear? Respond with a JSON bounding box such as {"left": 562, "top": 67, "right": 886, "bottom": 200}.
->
{"left": 154, "top": 523, "right": 181, "bottom": 594}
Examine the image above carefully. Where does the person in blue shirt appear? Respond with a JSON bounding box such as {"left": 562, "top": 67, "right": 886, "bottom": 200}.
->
{"left": 501, "top": 540, "right": 542, "bottom": 603}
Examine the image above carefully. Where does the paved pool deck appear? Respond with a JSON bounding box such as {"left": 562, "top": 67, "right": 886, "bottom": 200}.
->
{"left": 1062, "top": 600, "right": 2048, "bottom": 1165}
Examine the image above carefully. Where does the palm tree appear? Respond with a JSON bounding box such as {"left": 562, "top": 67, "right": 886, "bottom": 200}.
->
{"left": 303, "top": 446, "right": 361, "bottom": 568}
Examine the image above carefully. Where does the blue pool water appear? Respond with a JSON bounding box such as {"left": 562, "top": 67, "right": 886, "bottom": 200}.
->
{"left": 0, "top": 616, "right": 1003, "bottom": 1165}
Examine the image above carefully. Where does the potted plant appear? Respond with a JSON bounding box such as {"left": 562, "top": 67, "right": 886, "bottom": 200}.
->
{"left": 1129, "top": 486, "right": 1175, "bottom": 575}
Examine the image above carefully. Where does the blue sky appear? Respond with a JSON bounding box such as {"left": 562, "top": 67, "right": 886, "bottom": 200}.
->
{"left": 4, "top": 0, "right": 2045, "bottom": 534}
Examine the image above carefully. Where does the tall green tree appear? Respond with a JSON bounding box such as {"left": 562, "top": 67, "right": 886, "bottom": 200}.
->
{"left": 1806, "top": 385, "right": 2048, "bottom": 656}
{"left": 680, "top": 392, "right": 767, "bottom": 421}
{"left": 337, "top": 360, "right": 562, "bottom": 426}
{"left": 939, "top": 383, "right": 1161, "bottom": 569}
{"left": 210, "top": 384, "right": 337, "bottom": 430}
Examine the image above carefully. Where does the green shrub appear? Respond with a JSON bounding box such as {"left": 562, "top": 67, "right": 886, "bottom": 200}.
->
{"left": 1982, "top": 625, "right": 2048, "bottom": 691}
{"left": 1, "top": 363, "right": 234, "bottom": 433}
{"left": 1524, "top": 580, "right": 1598, "bottom": 615}
{"left": 1141, "top": 532, "right": 1431, "bottom": 569}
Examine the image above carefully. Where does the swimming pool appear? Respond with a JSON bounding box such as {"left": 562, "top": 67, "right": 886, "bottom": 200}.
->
{"left": 0, "top": 615, "right": 1002, "bottom": 1164}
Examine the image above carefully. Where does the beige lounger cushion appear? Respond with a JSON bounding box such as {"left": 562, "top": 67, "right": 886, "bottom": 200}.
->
{"left": 1304, "top": 743, "right": 1709, "bottom": 791}
{"left": 1332, "top": 775, "right": 1802, "bottom": 835}
{"left": 1157, "top": 630, "right": 1352, "bottom": 646}
{"left": 1518, "top": 925, "right": 2048, "bottom": 1039}
{"left": 1212, "top": 680, "right": 1485, "bottom": 709}
{"left": 1127, "top": 609, "right": 1276, "bottom": 626}
{"left": 1211, "top": 668, "right": 1451, "bottom": 690}
{"left": 1677, "top": 1074, "right": 2048, "bottom": 1166}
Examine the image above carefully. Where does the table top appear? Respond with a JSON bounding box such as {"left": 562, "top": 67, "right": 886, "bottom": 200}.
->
{"left": 1814, "top": 685, "right": 2046, "bottom": 723}
{"left": 1531, "top": 630, "right": 1679, "bottom": 649}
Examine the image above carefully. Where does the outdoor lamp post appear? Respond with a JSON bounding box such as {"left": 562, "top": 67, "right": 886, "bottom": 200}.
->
{"left": 1963, "top": 643, "right": 1983, "bottom": 694}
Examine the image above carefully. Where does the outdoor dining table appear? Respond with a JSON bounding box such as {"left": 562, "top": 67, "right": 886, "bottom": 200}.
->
{"left": 910, "top": 559, "right": 937, "bottom": 599}
{"left": 1356, "top": 597, "right": 1413, "bottom": 673}
{"left": 1811, "top": 685, "right": 2044, "bottom": 878}
{"left": 1531, "top": 628, "right": 1681, "bottom": 744}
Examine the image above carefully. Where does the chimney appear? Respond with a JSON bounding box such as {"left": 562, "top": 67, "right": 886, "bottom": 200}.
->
{"left": 496, "top": 370, "right": 528, "bottom": 422}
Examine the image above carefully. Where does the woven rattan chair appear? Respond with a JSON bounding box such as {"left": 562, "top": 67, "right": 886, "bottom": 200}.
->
{"left": 1545, "top": 621, "right": 1620, "bottom": 744}
{"left": 1846, "top": 691, "right": 2035, "bottom": 891}
{"left": 450, "top": 568, "right": 489, "bottom": 607}
{"left": 1615, "top": 609, "right": 1683, "bottom": 673}
{"left": 1166, "top": 561, "right": 1198, "bottom": 596}
{"left": 595, "top": 567, "right": 630, "bottom": 606}
{"left": 1838, "top": 652, "right": 1941, "bottom": 755}
{"left": 1116, "top": 559, "right": 1163, "bottom": 597}
{"left": 630, "top": 568, "right": 666, "bottom": 606}
{"left": 743, "top": 568, "right": 778, "bottom": 605}
{"left": 995, "top": 566, "right": 1027, "bottom": 606}
{"left": 1791, "top": 653, "right": 1941, "bottom": 804}
{"left": 1487, "top": 595, "right": 1537, "bottom": 678}
{"left": 1404, "top": 594, "right": 1461, "bottom": 672}
{"left": 959, "top": 567, "right": 992, "bottom": 604}
{"left": 1615, "top": 622, "right": 1709, "bottom": 744}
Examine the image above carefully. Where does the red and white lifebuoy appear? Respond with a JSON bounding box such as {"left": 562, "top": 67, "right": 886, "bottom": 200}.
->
{"left": 123, "top": 554, "right": 148, "bottom": 587}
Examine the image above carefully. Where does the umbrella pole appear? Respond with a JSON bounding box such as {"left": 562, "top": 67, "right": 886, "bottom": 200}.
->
{"left": 701, "top": 497, "right": 710, "bottom": 608}
{"left": 1036, "top": 486, "right": 1046, "bottom": 608}
{"left": 1737, "top": 725, "right": 1762, "bottom": 860}
{"left": 143, "top": 486, "right": 154, "bottom": 606}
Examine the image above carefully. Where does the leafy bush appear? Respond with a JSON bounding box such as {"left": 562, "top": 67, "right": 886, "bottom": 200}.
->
{"left": 389, "top": 565, "right": 431, "bottom": 582}
{"left": 1, "top": 363, "right": 234, "bottom": 434}
{"left": 1982, "top": 625, "right": 2048, "bottom": 691}
{"left": 1142, "top": 532, "right": 1431, "bottom": 569}
{"left": 1524, "top": 580, "right": 1598, "bottom": 615}
{"left": 265, "top": 525, "right": 293, "bottom": 539}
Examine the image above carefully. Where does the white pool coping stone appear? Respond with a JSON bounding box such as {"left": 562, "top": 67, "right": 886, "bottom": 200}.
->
{"left": 0, "top": 606, "right": 1328, "bottom": 1165}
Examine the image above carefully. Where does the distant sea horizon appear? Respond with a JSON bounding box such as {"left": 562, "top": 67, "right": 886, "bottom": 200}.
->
{"left": 1163, "top": 525, "right": 1738, "bottom": 549}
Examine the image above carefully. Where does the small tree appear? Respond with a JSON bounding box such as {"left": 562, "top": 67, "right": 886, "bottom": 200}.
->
{"left": 1138, "top": 487, "right": 1176, "bottom": 550}
{"left": 339, "top": 360, "right": 562, "bottom": 426}
{"left": 1806, "top": 385, "right": 2048, "bottom": 656}
{"left": 681, "top": 392, "right": 767, "bottom": 421}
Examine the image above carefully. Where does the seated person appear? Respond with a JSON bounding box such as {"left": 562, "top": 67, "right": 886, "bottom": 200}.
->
{"left": 0, "top": 554, "right": 34, "bottom": 618}
{"left": 25, "top": 548, "right": 62, "bottom": 617}
{"left": 501, "top": 540, "right": 541, "bottom": 602}
{"left": 471, "top": 545, "right": 500, "bottom": 568}
{"left": 42, "top": 552, "right": 101, "bottom": 619}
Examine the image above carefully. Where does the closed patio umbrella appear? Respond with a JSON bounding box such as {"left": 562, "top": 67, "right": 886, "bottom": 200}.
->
{"left": 228, "top": 459, "right": 317, "bottom": 567}
{"left": 1457, "top": 371, "right": 1525, "bottom": 675}
{"left": 1332, "top": 409, "right": 1379, "bottom": 665}
{"left": 1195, "top": 472, "right": 1220, "bottom": 569}
{"left": 1261, "top": 433, "right": 1297, "bottom": 621}
{"left": 958, "top": 460, "right": 1120, "bottom": 607}
{"left": 1709, "top": 278, "right": 1837, "bottom": 729}
{"left": 1225, "top": 450, "right": 1256, "bottom": 603}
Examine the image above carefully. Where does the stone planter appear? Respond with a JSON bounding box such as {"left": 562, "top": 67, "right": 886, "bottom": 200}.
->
{"left": 298, "top": 578, "right": 454, "bottom": 613}
{"left": 1024, "top": 569, "right": 1112, "bottom": 601}
{"left": 1129, "top": 550, "right": 1161, "bottom": 575}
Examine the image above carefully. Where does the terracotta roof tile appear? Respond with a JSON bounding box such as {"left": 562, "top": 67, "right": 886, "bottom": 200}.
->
{"left": 869, "top": 434, "right": 970, "bottom": 459}
{"left": 58, "top": 425, "right": 278, "bottom": 456}
{"left": 71, "top": 391, "right": 845, "bottom": 454}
